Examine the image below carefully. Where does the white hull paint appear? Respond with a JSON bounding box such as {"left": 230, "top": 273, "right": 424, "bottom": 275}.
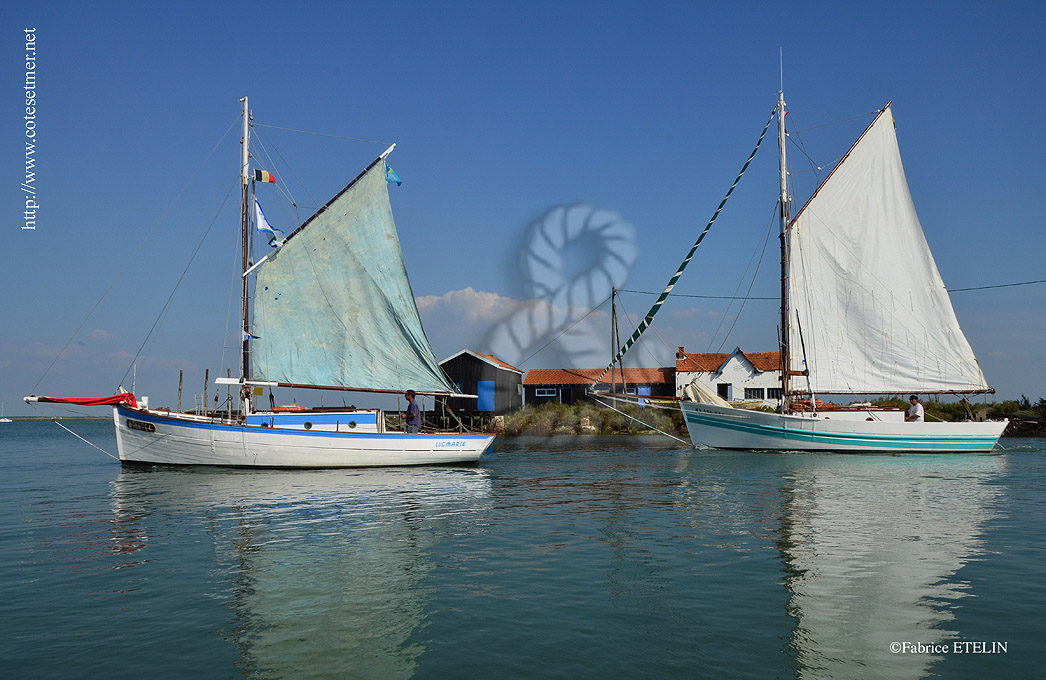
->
{"left": 114, "top": 406, "right": 493, "bottom": 467}
{"left": 681, "top": 401, "right": 1007, "bottom": 452}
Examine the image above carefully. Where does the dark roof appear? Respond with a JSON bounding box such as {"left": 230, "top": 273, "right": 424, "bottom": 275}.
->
{"left": 440, "top": 349, "right": 524, "bottom": 374}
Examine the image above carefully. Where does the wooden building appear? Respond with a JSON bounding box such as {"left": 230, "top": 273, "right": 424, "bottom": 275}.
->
{"left": 439, "top": 350, "right": 524, "bottom": 416}
{"left": 523, "top": 367, "right": 676, "bottom": 407}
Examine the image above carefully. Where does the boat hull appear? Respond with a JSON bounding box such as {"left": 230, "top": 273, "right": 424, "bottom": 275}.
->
{"left": 681, "top": 401, "right": 1007, "bottom": 452}
{"left": 113, "top": 406, "right": 494, "bottom": 467}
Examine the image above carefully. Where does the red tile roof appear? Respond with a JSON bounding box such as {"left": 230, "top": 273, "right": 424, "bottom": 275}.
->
{"left": 676, "top": 350, "right": 780, "bottom": 373}
{"left": 739, "top": 351, "right": 780, "bottom": 372}
{"left": 675, "top": 352, "right": 731, "bottom": 372}
{"left": 524, "top": 366, "right": 674, "bottom": 386}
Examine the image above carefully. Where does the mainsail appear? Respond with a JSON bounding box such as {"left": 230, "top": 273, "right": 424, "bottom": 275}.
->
{"left": 787, "top": 106, "right": 989, "bottom": 394}
{"left": 252, "top": 160, "right": 457, "bottom": 394}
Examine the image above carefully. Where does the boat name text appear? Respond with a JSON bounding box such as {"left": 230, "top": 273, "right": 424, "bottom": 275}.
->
{"left": 126, "top": 418, "right": 156, "bottom": 433}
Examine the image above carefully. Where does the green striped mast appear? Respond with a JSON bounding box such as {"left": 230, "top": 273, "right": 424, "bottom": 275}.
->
{"left": 591, "top": 108, "right": 777, "bottom": 388}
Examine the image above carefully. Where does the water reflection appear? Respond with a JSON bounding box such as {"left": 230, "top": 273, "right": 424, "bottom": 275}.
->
{"left": 108, "top": 466, "right": 493, "bottom": 679}
{"left": 778, "top": 455, "right": 1005, "bottom": 679}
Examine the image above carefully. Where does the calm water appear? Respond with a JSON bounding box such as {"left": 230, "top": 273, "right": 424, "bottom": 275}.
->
{"left": 1, "top": 420, "right": 1043, "bottom": 679}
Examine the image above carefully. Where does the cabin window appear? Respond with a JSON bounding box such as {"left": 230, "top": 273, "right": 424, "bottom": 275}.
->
{"left": 535, "top": 388, "right": 558, "bottom": 397}
{"left": 745, "top": 388, "right": 765, "bottom": 400}
{"left": 303, "top": 422, "right": 312, "bottom": 430}
{"left": 767, "top": 388, "right": 782, "bottom": 400}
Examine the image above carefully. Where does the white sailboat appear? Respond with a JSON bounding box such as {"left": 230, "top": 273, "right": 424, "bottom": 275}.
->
{"left": 0, "top": 402, "right": 11, "bottom": 423}
{"left": 680, "top": 92, "right": 1007, "bottom": 452}
{"left": 26, "top": 97, "right": 494, "bottom": 466}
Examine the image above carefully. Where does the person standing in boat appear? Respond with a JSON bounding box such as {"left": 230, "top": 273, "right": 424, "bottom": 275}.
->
{"left": 906, "top": 395, "right": 925, "bottom": 422}
{"left": 404, "top": 390, "right": 422, "bottom": 433}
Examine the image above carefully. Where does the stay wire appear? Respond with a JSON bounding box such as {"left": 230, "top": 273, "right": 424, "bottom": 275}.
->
{"left": 32, "top": 116, "right": 240, "bottom": 394}
{"left": 120, "top": 180, "right": 239, "bottom": 386}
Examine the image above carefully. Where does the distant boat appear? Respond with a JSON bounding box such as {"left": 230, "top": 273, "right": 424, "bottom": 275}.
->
{"left": 679, "top": 92, "right": 1007, "bottom": 452}
{"left": 26, "top": 97, "right": 494, "bottom": 466}
{"left": 0, "top": 402, "right": 11, "bottom": 423}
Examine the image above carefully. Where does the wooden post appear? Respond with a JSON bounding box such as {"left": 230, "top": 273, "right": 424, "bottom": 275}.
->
{"left": 203, "top": 368, "right": 209, "bottom": 416}
{"left": 177, "top": 370, "right": 183, "bottom": 412}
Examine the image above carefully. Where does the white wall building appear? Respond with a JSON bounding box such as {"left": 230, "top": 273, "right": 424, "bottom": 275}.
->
{"left": 675, "top": 347, "right": 782, "bottom": 408}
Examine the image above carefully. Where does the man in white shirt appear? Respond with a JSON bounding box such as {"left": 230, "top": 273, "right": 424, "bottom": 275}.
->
{"left": 906, "top": 395, "right": 924, "bottom": 422}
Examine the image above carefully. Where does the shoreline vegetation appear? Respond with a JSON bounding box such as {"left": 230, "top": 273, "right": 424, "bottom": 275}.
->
{"left": 11, "top": 396, "right": 1045, "bottom": 438}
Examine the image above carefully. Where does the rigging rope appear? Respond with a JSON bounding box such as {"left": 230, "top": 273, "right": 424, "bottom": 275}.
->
{"left": 252, "top": 123, "right": 390, "bottom": 146}
{"left": 591, "top": 396, "right": 689, "bottom": 445}
{"left": 591, "top": 107, "right": 777, "bottom": 386}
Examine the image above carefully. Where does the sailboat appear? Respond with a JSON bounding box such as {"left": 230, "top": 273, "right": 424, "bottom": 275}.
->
{"left": 679, "top": 92, "right": 1008, "bottom": 452}
{"left": 26, "top": 97, "right": 494, "bottom": 466}
{"left": 0, "top": 402, "right": 11, "bottom": 423}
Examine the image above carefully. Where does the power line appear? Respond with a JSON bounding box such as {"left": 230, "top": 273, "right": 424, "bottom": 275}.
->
{"left": 620, "top": 278, "right": 1045, "bottom": 300}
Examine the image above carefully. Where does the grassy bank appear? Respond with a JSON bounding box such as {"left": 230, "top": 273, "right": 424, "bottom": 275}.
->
{"left": 503, "top": 402, "right": 686, "bottom": 437}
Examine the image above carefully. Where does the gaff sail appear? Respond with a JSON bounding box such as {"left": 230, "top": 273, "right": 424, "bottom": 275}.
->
{"left": 787, "top": 106, "right": 990, "bottom": 394}
{"left": 251, "top": 159, "right": 458, "bottom": 395}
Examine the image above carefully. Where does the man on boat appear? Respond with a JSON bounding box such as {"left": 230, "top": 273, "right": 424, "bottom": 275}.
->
{"left": 906, "top": 395, "right": 924, "bottom": 422}
{"left": 404, "top": 390, "right": 422, "bottom": 433}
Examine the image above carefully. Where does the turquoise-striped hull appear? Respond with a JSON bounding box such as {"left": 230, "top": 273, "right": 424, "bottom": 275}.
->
{"left": 681, "top": 402, "right": 1006, "bottom": 452}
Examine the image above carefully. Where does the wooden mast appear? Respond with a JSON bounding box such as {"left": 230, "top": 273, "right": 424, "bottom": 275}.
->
{"left": 239, "top": 96, "right": 251, "bottom": 413}
{"left": 776, "top": 90, "right": 792, "bottom": 411}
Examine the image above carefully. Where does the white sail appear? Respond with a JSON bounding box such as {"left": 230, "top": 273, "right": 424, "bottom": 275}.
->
{"left": 787, "top": 107, "right": 989, "bottom": 394}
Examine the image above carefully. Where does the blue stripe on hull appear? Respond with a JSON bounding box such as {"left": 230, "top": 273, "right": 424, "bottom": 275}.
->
{"left": 683, "top": 411, "right": 1000, "bottom": 451}
{"left": 118, "top": 406, "right": 491, "bottom": 442}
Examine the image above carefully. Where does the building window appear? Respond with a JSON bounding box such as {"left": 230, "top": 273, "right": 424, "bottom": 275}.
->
{"left": 535, "top": 388, "right": 558, "bottom": 397}
{"left": 717, "top": 383, "right": 731, "bottom": 400}
{"left": 745, "top": 387, "right": 765, "bottom": 400}
{"left": 767, "top": 388, "right": 782, "bottom": 400}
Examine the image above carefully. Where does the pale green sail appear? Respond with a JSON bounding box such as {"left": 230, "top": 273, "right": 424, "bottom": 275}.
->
{"left": 252, "top": 160, "right": 457, "bottom": 394}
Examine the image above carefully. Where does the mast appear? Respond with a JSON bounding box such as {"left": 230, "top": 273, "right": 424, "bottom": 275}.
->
{"left": 239, "top": 96, "right": 251, "bottom": 410}
{"left": 776, "top": 90, "right": 792, "bottom": 410}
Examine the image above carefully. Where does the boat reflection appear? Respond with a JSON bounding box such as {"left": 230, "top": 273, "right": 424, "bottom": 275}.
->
{"left": 107, "top": 465, "right": 493, "bottom": 678}
{"left": 778, "top": 454, "right": 1004, "bottom": 679}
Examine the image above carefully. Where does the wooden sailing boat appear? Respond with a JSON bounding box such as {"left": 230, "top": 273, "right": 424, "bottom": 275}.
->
{"left": 27, "top": 97, "right": 493, "bottom": 466}
{"left": 678, "top": 92, "right": 1007, "bottom": 451}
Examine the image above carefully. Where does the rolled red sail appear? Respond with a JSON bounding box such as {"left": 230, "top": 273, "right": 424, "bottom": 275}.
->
{"left": 28, "top": 393, "right": 138, "bottom": 408}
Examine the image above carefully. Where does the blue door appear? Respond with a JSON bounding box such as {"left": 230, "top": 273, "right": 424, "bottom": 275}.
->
{"left": 638, "top": 385, "right": 651, "bottom": 408}
{"left": 477, "top": 380, "right": 495, "bottom": 412}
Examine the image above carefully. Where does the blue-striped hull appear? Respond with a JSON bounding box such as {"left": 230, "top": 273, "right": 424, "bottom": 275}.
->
{"left": 114, "top": 406, "right": 494, "bottom": 467}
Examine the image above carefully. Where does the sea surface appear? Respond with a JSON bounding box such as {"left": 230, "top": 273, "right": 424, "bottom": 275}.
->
{"left": 1, "top": 420, "right": 1043, "bottom": 679}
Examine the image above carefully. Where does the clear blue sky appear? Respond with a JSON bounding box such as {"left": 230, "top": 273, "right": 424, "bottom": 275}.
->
{"left": 2, "top": 1, "right": 1044, "bottom": 416}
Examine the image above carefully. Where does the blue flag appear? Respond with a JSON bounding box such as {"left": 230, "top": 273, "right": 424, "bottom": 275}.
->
{"left": 385, "top": 163, "right": 402, "bottom": 186}
{"left": 254, "top": 198, "right": 284, "bottom": 248}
